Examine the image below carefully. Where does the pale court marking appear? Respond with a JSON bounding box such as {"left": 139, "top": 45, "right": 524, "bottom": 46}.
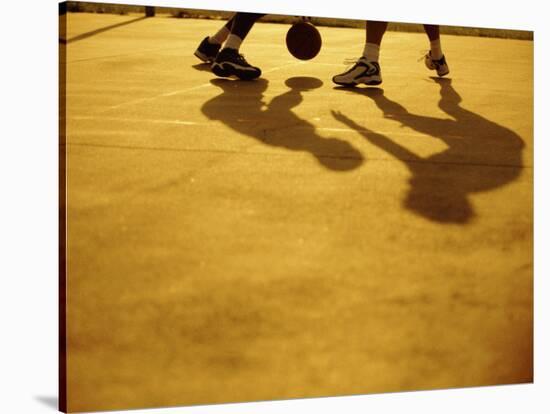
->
{"left": 70, "top": 116, "right": 202, "bottom": 126}
{"left": 68, "top": 115, "right": 532, "bottom": 168}
{"left": 95, "top": 61, "right": 307, "bottom": 115}
{"left": 96, "top": 83, "right": 214, "bottom": 114}
{"left": 64, "top": 140, "right": 527, "bottom": 170}
{"left": 68, "top": 114, "right": 463, "bottom": 141}
{"left": 65, "top": 46, "right": 193, "bottom": 64}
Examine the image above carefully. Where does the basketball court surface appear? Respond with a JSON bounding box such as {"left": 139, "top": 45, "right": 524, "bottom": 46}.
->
{"left": 61, "top": 13, "right": 533, "bottom": 412}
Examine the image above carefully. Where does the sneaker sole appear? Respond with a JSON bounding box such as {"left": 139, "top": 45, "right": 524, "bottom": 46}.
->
{"left": 212, "top": 62, "right": 261, "bottom": 81}
{"left": 360, "top": 76, "right": 382, "bottom": 86}
{"left": 425, "top": 64, "right": 450, "bottom": 77}
{"left": 333, "top": 76, "right": 382, "bottom": 87}
{"left": 211, "top": 62, "right": 231, "bottom": 78}
{"left": 429, "top": 67, "right": 450, "bottom": 77}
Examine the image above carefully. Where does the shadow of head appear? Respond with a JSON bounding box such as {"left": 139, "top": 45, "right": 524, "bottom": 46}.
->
{"left": 405, "top": 180, "right": 473, "bottom": 224}
{"left": 285, "top": 76, "right": 323, "bottom": 91}
{"left": 314, "top": 141, "right": 365, "bottom": 171}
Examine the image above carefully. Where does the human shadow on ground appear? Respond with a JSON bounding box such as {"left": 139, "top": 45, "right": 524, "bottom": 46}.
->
{"left": 59, "top": 16, "right": 147, "bottom": 44}
{"left": 201, "top": 77, "right": 364, "bottom": 171}
{"left": 332, "top": 78, "right": 525, "bottom": 223}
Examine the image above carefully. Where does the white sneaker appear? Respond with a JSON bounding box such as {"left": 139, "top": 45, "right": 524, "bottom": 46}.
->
{"left": 332, "top": 57, "right": 382, "bottom": 86}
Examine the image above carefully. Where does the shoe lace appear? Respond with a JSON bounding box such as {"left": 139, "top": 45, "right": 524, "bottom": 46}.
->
{"left": 343, "top": 57, "right": 359, "bottom": 65}
{"left": 418, "top": 49, "right": 429, "bottom": 62}
{"left": 235, "top": 53, "right": 249, "bottom": 65}
{"left": 342, "top": 57, "right": 365, "bottom": 71}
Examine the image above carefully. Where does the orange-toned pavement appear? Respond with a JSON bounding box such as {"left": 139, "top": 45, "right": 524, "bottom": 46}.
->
{"left": 62, "top": 13, "right": 533, "bottom": 412}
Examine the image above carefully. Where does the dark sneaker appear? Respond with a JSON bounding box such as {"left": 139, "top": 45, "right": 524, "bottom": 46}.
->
{"left": 194, "top": 37, "right": 221, "bottom": 63}
{"left": 332, "top": 57, "right": 382, "bottom": 86}
{"left": 424, "top": 52, "right": 450, "bottom": 77}
{"left": 211, "top": 48, "right": 262, "bottom": 80}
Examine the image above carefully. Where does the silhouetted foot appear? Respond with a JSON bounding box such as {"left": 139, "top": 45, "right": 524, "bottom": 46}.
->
{"left": 211, "top": 48, "right": 262, "bottom": 80}
{"left": 194, "top": 37, "right": 221, "bottom": 63}
{"left": 424, "top": 52, "right": 450, "bottom": 77}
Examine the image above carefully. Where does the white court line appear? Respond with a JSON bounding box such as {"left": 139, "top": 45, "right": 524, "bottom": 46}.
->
{"left": 70, "top": 115, "right": 204, "bottom": 126}
{"left": 263, "top": 61, "right": 306, "bottom": 74}
{"left": 67, "top": 115, "right": 465, "bottom": 140}
{"left": 96, "top": 61, "right": 307, "bottom": 115}
{"left": 96, "top": 83, "right": 213, "bottom": 114}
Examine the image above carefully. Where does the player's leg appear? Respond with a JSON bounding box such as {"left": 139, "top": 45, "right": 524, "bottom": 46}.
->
{"left": 195, "top": 13, "right": 236, "bottom": 63}
{"left": 364, "top": 20, "right": 388, "bottom": 60}
{"left": 423, "top": 24, "right": 449, "bottom": 76}
{"left": 212, "top": 12, "right": 265, "bottom": 80}
{"left": 225, "top": 12, "right": 263, "bottom": 46}
{"left": 333, "top": 20, "right": 387, "bottom": 86}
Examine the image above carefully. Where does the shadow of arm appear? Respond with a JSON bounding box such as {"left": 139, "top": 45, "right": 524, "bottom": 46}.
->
{"left": 332, "top": 110, "right": 421, "bottom": 162}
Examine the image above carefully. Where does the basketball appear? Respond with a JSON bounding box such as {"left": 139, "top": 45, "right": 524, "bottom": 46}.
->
{"left": 285, "top": 21, "right": 322, "bottom": 61}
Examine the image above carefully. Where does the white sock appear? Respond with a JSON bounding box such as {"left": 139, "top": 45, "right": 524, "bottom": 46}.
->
{"left": 362, "top": 43, "right": 380, "bottom": 62}
{"left": 223, "top": 34, "right": 243, "bottom": 51}
{"left": 430, "top": 39, "right": 443, "bottom": 60}
{"left": 208, "top": 26, "right": 230, "bottom": 45}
